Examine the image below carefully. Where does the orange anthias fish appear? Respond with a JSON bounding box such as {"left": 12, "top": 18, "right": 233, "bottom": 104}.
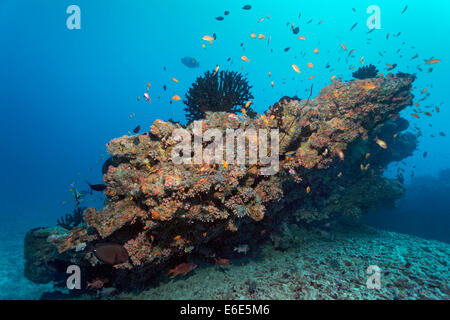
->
{"left": 222, "top": 159, "right": 229, "bottom": 170}
{"left": 258, "top": 33, "right": 265, "bottom": 39}
{"left": 307, "top": 62, "right": 314, "bottom": 68}
{"left": 341, "top": 43, "right": 347, "bottom": 50}
{"left": 202, "top": 35, "right": 214, "bottom": 45}
{"left": 375, "top": 137, "right": 387, "bottom": 149}
{"left": 425, "top": 58, "right": 440, "bottom": 64}
{"left": 167, "top": 262, "right": 198, "bottom": 278}
{"left": 292, "top": 64, "right": 301, "bottom": 74}
{"left": 171, "top": 77, "right": 179, "bottom": 83}
{"left": 336, "top": 149, "right": 345, "bottom": 161}
{"left": 298, "top": 36, "right": 306, "bottom": 40}
{"left": 241, "top": 56, "right": 250, "bottom": 63}
{"left": 306, "top": 186, "right": 311, "bottom": 194}
{"left": 244, "top": 100, "right": 252, "bottom": 108}
{"left": 250, "top": 32, "right": 256, "bottom": 39}
{"left": 172, "top": 95, "right": 181, "bottom": 101}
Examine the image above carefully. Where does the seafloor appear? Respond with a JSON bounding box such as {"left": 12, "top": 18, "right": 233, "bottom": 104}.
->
{"left": 2, "top": 218, "right": 448, "bottom": 300}
{"left": 110, "top": 224, "right": 448, "bottom": 300}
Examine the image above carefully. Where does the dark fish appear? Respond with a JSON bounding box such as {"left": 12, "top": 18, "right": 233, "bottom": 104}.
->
{"left": 240, "top": 42, "right": 244, "bottom": 47}
{"left": 86, "top": 181, "right": 107, "bottom": 192}
{"left": 367, "top": 28, "right": 375, "bottom": 34}
{"left": 163, "top": 66, "right": 166, "bottom": 71}
{"left": 224, "top": 11, "right": 230, "bottom": 16}
{"left": 350, "top": 22, "right": 357, "bottom": 31}
{"left": 440, "top": 132, "right": 446, "bottom": 137}
{"left": 213, "top": 33, "right": 217, "bottom": 40}
{"left": 181, "top": 57, "right": 200, "bottom": 68}
{"left": 401, "top": 5, "right": 408, "bottom": 14}
{"left": 411, "top": 54, "right": 418, "bottom": 60}
{"left": 352, "top": 8, "right": 356, "bottom": 12}
{"left": 163, "top": 84, "right": 167, "bottom": 91}
{"left": 93, "top": 243, "right": 129, "bottom": 265}
{"left": 133, "top": 125, "right": 140, "bottom": 133}
{"left": 298, "top": 12, "right": 301, "bottom": 18}
{"left": 216, "top": 16, "right": 224, "bottom": 21}
{"left": 242, "top": 4, "right": 251, "bottom": 10}
{"left": 227, "top": 57, "right": 231, "bottom": 61}
{"left": 292, "top": 26, "right": 299, "bottom": 34}
{"left": 102, "top": 157, "right": 118, "bottom": 175}
{"left": 284, "top": 47, "right": 290, "bottom": 52}
{"left": 307, "top": 19, "right": 312, "bottom": 24}
{"left": 423, "top": 152, "right": 428, "bottom": 158}
{"left": 387, "top": 63, "right": 397, "bottom": 70}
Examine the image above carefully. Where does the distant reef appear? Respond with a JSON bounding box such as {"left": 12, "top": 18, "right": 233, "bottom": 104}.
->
{"left": 25, "top": 73, "right": 419, "bottom": 295}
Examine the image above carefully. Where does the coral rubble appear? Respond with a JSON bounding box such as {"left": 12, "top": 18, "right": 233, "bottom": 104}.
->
{"left": 24, "top": 73, "right": 418, "bottom": 293}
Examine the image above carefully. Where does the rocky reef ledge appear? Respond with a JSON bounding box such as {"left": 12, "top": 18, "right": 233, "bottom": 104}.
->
{"left": 25, "top": 73, "right": 420, "bottom": 295}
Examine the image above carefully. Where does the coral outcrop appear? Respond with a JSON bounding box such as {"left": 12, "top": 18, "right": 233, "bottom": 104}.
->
{"left": 24, "top": 73, "right": 417, "bottom": 292}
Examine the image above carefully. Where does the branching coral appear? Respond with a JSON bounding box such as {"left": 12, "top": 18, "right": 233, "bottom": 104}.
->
{"left": 56, "top": 206, "right": 85, "bottom": 229}
{"left": 352, "top": 64, "right": 379, "bottom": 80}
{"left": 184, "top": 70, "right": 255, "bottom": 124}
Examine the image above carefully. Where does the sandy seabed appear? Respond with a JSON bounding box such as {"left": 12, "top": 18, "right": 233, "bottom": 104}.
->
{"left": 114, "top": 224, "right": 449, "bottom": 300}
{"left": 1, "top": 220, "right": 448, "bottom": 300}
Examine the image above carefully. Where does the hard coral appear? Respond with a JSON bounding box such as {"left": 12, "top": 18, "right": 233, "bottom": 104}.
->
{"left": 25, "top": 73, "right": 418, "bottom": 293}
{"left": 352, "top": 64, "right": 379, "bottom": 80}
{"left": 56, "top": 206, "right": 85, "bottom": 230}
{"left": 184, "top": 70, "right": 255, "bottom": 124}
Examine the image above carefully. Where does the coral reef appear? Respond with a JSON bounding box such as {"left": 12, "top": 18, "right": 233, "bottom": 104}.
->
{"left": 184, "top": 70, "right": 255, "bottom": 124}
{"left": 352, "top": 64, "right": 379, "bottom": 80}
{"left": 24, "top": 73, "right": 418, "bottom": 293}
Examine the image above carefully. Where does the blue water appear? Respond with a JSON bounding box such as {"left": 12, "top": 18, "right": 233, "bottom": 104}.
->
{"left": 0, "top": 0, "right": 449, "bottom": 299}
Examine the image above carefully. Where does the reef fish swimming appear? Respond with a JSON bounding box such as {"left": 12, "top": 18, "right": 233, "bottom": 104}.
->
{"left": 181, "top": 57, "right": 200, "bottom": 68}
{"left": 93, "top": 243, "right": 129, "bottom": 265}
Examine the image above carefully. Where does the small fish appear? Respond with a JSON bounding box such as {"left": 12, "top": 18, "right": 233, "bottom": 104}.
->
{"left": 412, "top": 114, "right": 420, "bottom": 119}
{"left": 341, "top": 43, "right": 347, "bottom": 50}
{"left": 258, "top": 33, "right": 265, "bottom": 39}
{"left": 216, "top": 16, "right": 224, "bottom": 21}
{"left": 271, "top": 81, "right": 274, "bottom": 88}
{"left": 285, "top": 151, "right": 296, "bottom": 156}
{"left": 261, "top": 114, "right": 269, "bottom": 125}
{"left": 365, "top": 153, "right": 371, "bottom": 159}
{"left": 284, "top": 47, "right": 291, "bottom": 52}
{"left": 313, "top": 48, "right": 319, "bottom": 54}
{"left": 173, "top": 235, "right": 181, "bottom": 241}
{"left": 242, "top": 4, "right": 252, "bottom": 10}
{"left": 250, "top": 32, "right": 256, "bottom": 39}
{"left": 241, "top": 56, "right": 250, "bottom": 62}
{"left": 257, "top": 17, "right": 265, "bottom": 23}
{"left": 244, "top": 100, "right": 252, "bottom": 108}
{"left": 172, "top": 95, "right": 181, "bottom": 101}
{"left": 222, "top": 159, "right": 229, "bottom": 170}
{"left": 292, "top": 27, "right": 300, "bottom": 35}
{"left": 348, "top": 49, "right": 356, "bottom": 56}
{"left": 401, "top": 5, "right": 408, "bottom": 14}
{"left": 144, "top": 92, "right": 151, "bottom": 103}
{"left": 350, "top": 22, "right": 358, "bottom": 31}
{"left": 298, "top": 36, "right": 306, "bottom": 40}
{"left": 213, "top": 65, "right": 219, "bottom": 76}
{"left": 424, "top": 58, "right": 440, "bottom": 64}
{"left": 307, "top": 62, "right": 314, "bottom": 68}
{"left": 375, "top": 137, "right": 387, "bottom": 149}
{"left": 86, "top": 181, "right": 107, "bottom": 192}
{"left": 224, "top": 11, "right": 229, "bottom": 16}
{"left": 292, "top": 64, "right": 301, "bottom": 74}
{"left": 306, "top": 186, "right": 311, "bottom": 194}
{"left": 167, "top": 262, "right": 197, "bottom": 278}
{"left": 336, "top": 149, "right": 345, "bottom": 161}
{"left": 202, "top": 35, "right": 215, "bottom": 45}
{"left": 234, "top": 244, "right": 250, "bottom": 254}
{"left": 215, "top": 258, "right": 231, "bottom": 266}
{"left": 133, "top": 125, "right": 140, "bottom": 133}
{"left": 171, "top": 77, "right": 179, "bottom": 83}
